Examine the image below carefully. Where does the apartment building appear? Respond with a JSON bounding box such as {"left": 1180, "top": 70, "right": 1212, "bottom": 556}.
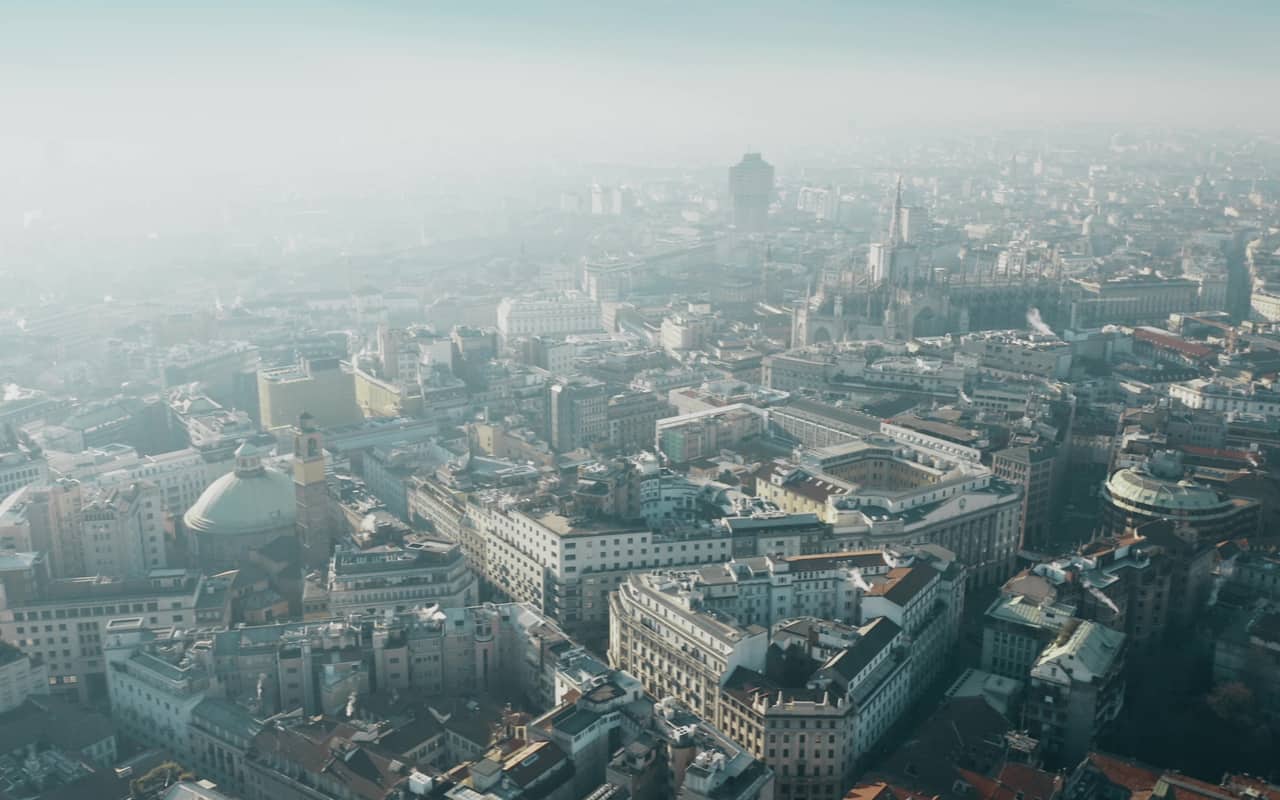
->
{"left": 0, "top": 446, "right": 49, "bottom": 500}
{"left": 609, "top": 570, "right": 926, "bottom": 799}
{"left": 0, "top": 640, "right": 48, "bottom": 712}
{"left": 1026, "top": 620, "right": 1126, "bottom": 768}
{"left": 464, "top": 500, "right": 734, "bottom": 638}
{"left": 80, "top": 481, "right": 168, "bottom": 578}
{"left": 0, "top": 569, "right": 227, "bottom": 699}
{"left": 497, "top": 293, "right": 602, "bottom": 344}
{"left": 326, "top": 538, "right": 478, "bottom": 616}
{"left": 606, "top": 391, "right": 674, "bottom": 452}
{"left": 981, "top": 594, "right": 1077, "bottom": 679}
{"left": 56, "top": 445, "right": 225, "bottom": 517}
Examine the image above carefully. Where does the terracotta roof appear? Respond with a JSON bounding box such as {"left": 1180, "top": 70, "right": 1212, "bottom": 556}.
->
{"left": 1083, "top": 752, "right": 1161, "bottom": 795}
{"left": 1181, "top": 445, "right": 1263, "bottom": 468}
{"left": 251, "top": 720, "right": 407, "bottom": 800}
{"left": 874, "top": 697, "right": 1013, "bottom": 798}
{"left": 955, "top": 767, "right": 1062, "bottom": 800}
{"left": 956, "top": 768, "right": 1020, "bottom": 800}
{"left": 997, "top": 762, "right": 1063, "bottom": 800}
{"left": 846, "top": 781, "right": 940, "bottom": 800}
{"left": 865, "top": 565, "right": 938, "bottom": 606}
{"left": 1134, "top": 328, "right": 1214, "bottom": 359}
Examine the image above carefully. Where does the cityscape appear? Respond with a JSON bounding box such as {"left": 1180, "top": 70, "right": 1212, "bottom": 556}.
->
{"left": 2, "top": 3, "right": 1280, "bottom": 800}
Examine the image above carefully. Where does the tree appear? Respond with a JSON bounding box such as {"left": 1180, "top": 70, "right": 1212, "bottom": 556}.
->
{"left": 1207, "top": 682, "right": 1258, "bottom": 728}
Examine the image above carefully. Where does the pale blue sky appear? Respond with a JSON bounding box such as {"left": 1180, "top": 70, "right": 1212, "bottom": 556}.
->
{"left": 1, "top": 1, "right": 1275, "bottom": 172}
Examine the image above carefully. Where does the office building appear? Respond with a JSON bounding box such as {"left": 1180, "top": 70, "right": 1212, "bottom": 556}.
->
{"left": 768, "top": 398, "right": 881, "bottom": 450}
{"left": 463, "top": 494, "right": 748, "bottom": 640}
{"left": 497, "top": 293, "right": 602, "bottom": 344}
{"left": 89, "top": 446, "right": 225, "bottom": 518}
{"left": 549, "top": 378, "right": 607, "bottom": 452}
{"left": 729, "top": 153, "right": 774, "bottom": 232}
{"left": 257, "top": 356, "right": 361, "bottom": 433}
{"left": 609, "top": 571, "right": 916, "bottom": 798}
{"left": 656, "top": 405, "right": 768, "bottom": 464}
{"left": 0, "top": 569, "right": 226, "bottom": 699}
{"left": 1100, "top": 450, "right": 1259, "bottom": 542}
{"left": 0, "top": 551, "right": 49, "bottom": 608}
{"left": 326, "top": 538, "right": 477, "bottom": 616}
{"left": 606, "top": 391, "right": 674, "bottom": 452}
{"left": 993, "top": 444, "right": 1058, "bottom": 552}
{"left": 2, "top": 481, "right": 84, "bottom": 579}
{"left": 0, "top": 445, "right": 49, "bottom": 501}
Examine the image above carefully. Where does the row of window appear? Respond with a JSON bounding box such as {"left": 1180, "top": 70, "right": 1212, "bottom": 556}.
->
{"left": 9, "top": 599, "right": 182, "bottom": 621}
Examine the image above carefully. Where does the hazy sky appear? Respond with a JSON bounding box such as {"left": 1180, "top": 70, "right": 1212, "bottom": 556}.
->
{"left": 2, "top": 0, "right": 1277, "bottom": 176}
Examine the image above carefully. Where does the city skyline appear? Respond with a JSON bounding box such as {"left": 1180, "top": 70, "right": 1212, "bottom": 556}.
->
{"left": 0, "top": 4, "right": 1279, "bottom": 797}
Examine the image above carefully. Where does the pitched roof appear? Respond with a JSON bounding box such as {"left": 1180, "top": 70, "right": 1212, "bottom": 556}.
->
{"left": 997, "top": 763, "right": 1063, "bottom": 800}
{"left": 822, "top": 617, "right": 901, "bottom": 683}
{"left": 865, "top": 565, "right": 938, "bottom": 606}
{"left": 875, "top": 697, "right": 1012, "bottom": 798}
{"left": 251, "top": 720, "right": 407, "bottom": 800}
{"left": 1081, "top": 752, "right": 1161, "bottom": 795}
{"left": 1032, "top": 620, "right": 1125, "bottom": 685}
{"left": 846, "top": 781, "right": 941, "bottom": 800}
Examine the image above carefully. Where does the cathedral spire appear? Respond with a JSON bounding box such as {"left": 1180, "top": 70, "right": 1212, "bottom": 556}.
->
{"left": 888, "top": 175, "right": 904, "bottom": 246}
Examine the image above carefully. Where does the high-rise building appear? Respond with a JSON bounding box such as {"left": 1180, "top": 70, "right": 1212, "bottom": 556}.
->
{"left": 729, "top": 153, "right": 774, "bottom": 232}
{"left": 549, "top": 378, "right": 607, "bottom": 452}
{"left": 993, "top": 444, "right": 1058, "bottom": 552}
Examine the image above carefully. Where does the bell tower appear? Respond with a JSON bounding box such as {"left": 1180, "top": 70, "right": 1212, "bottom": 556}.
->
{"left": 293, "top": 412, "right": 332, "bottom": 568}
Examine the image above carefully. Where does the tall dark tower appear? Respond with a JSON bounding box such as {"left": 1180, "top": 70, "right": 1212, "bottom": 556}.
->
{"left": 293, "top": 412, "right": 332, "bottom": 569}
{"left": 729, "top": 152, "right": 774, "bottom": 232}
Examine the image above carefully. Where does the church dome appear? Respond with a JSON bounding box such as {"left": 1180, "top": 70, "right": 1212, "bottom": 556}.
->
{"left": 184, "top": 440, "right": 296, "bottom": 538}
